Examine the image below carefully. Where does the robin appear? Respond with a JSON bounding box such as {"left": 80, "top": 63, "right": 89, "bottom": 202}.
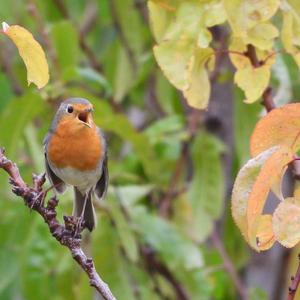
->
{"left": 44, "top": 98, "right": 108, "bottom": 232}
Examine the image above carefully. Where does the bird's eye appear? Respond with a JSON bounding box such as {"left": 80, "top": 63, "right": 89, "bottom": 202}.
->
{"left": 67, "top": 105, "right": 74, "bottom": 113}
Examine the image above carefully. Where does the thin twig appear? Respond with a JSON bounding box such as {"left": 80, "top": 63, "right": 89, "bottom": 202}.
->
{"left": 0, "top": 40, "right": 23, "bottom": 95}
{"left": 211, "top": 229, "right": 248, "bottom": 300}
{"left": 140, "top": 246, "right": 189, "bottom": 300}
{"left": 108, "top": 0, "right": 138, "bottom": 71}
{"left": 245, "top": 44, "right": 276, "bottom": 112}
{"left": 0, "top": 148, "right": 116, "bottom": 300}
{"left": 288, "top": 254, "right": 300, "bottom": 300}
{"left": 52, "top": 0, "right": 103, "bottom": 73}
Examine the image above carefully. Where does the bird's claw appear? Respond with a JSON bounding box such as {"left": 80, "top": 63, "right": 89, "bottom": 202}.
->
{"left": 30, "top": 191, "right": 45, "bottom": 209}
{"left": 73, "top": 216, "right": 85, "bottom": 238}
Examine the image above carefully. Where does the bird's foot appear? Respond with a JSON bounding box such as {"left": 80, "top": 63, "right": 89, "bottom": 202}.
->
{"left": 74, "top": 216, "right": 85, "bottom": 238}
{"left": 30, "top": 191, "right": 46, "bottom": 209}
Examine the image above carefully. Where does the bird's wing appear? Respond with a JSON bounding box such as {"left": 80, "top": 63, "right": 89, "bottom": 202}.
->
{"left": 44, "top": 133, "right": 66, "bottom": 193}
{"left": 94, "top": 152, "right": 108, "bottom": 200}
{"left": 94, "top": 128, "right": 109, "bottom": 200}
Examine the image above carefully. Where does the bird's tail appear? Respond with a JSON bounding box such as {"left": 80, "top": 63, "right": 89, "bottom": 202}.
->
{"left": 73, "top": 188, "right": 97, "bottom": 231}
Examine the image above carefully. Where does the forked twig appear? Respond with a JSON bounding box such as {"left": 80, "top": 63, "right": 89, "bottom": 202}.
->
{"left": 0, "top": 148, "right": 116, "bottom": 300}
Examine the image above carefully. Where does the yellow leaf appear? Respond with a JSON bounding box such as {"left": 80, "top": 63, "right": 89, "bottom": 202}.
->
{"left": 197, "top": 28, "right": 212, "bottom": 48}
{"left": 3, "top": 23, "right": 49, "bottom": 89}
{"left": 256, "top": 215, "right": 275, "bottom": 251}
{"left": 250, "top": 103, "right": 300, "bottom": 157}
{"left": 148, "top": 1, "right": 174, "bottom": 43}
{"left": 153, "top": 39, "right": 194, "bottom": 90}
{"left": 183, "top": 48, "right": 213, "bottom": 109}
{"left": 294, "top": 181, "right": 300, "bottom": 198}
{"left": 149, "top": 0, "right": 176, "bottom": 11}
{"left": 234, "top": 64, "right": 271, "bottom": 103}
{"left": 224, "top": 0, "right": 280, "bottom": 36}
{"left": 203, "top": 1, "right": 227, "bottom": 27}
{"left": 244, "top": 22, "right": 279, "bottom": 50}
{"left": 231, "top": 145, "right": 293, "bottom": 250}
{"left": 281, "top": 11, "right": 300, "bottom": 68}
{"left": 273, "top": 197, "right": 300, "bottom": 248}
{"left": 229, "top": 38, "right": 251, "bottom": 69}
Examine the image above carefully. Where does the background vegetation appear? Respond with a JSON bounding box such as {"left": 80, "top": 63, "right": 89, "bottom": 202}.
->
{"left": 0, "top": 0, "right": 299, "bottom": 299}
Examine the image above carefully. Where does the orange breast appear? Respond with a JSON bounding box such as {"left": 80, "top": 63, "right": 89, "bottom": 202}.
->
{"left": 47, "top": 118, "right": 102, "bottom": 171}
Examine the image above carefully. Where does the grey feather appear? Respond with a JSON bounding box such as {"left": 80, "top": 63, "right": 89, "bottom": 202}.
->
{"left": 44, "top": 153, "right": 66, "bottom": 193}
{"left": 73, "top": 188, "right": 96, "bottom": 231}
{"left": 94, "top": 153, "right": 108, "bottom": 200}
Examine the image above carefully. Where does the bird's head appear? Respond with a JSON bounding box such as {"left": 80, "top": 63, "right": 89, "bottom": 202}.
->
{"left": 54, "top": 98, "right": 95, "bottom": 130}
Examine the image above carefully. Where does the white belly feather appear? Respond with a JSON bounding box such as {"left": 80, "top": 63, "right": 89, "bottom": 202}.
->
{"left": 48, "top": 161, "right": 102, "bottom": 194}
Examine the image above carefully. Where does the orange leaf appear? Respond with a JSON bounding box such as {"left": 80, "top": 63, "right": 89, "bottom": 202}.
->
{"left": 256, "top": 215, "right": 275, "bottom": 251}
{"left": 247, "top": 145, "right": 293, "bottom": 248}
{"left": 232, "top": 145, "right": 293, "bottom": 250}
{"left": 250, "top": 103, "right": 300, "bottom": 157}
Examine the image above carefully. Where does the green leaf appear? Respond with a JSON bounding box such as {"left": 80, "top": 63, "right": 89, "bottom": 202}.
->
{"left": 0, "top": 91, "right": 44, "bottom": 159}
{"left": 24, "top": 124, "right": 44, "bottom": 173}
{"left": 108, "top": 194, "right": 139, "bottom": 262}
{"left": 187, "top": 131, "right": 225, "bottom": 242}
{"left": 114, "top": 185, "right": 154, "bottom": 208}
{"left": 94, "top": 217, "right": 136, "bottom": 299}
{"left": 50, "top": 20, "right": 80, "bottom": 80}
{"left": 234, "top": 87, "right": 261, "bottom": 165}
{"left": 0, "top": 73, "right": 13, "bottom": 112}
{"left": 113, "top": 45, "right": 135, "bottom": 102}
{"left": 131, "top": 206, "right": 204, "bottom": 270}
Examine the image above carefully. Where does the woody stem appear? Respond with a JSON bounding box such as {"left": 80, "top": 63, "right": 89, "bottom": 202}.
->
{"left": 0, "top": 147, "right": 116, "bottom": 300}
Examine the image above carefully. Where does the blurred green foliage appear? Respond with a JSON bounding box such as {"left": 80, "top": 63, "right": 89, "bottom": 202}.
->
{"left": 0, "top": 1, "right": 299, "bottom": 300}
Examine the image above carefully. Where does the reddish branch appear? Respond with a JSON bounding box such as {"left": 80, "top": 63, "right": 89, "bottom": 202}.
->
{"left": 0, "top": 148, "right": 116, "bottom": 300}
{"left": 245, "top": 44, "right": 275, "bottom": 112}
{"left": 288, "top": 254, "right": 300, "bottom": 300}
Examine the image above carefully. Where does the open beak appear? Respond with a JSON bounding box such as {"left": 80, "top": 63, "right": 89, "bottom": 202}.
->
{"left": 78, "top": 111, "right": 92, "bottom": 128}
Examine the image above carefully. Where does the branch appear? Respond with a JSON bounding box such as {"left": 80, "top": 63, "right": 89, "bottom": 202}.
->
{"left": 0, "top": 148, "right": 116, "bottom": 300}
{"left": 211, "top": 229, "right": 248, "bottom": 300}
{"left": 108, "top": 0, "right": 138, "bottom": 71}
{"left": 52, "top": 0, "right": 104, "bottom": 73}
{"left": 140, "top": 246, "right": 189, "bottom": 300}
{"left": 288, "top": 254, "right": 300, "bottom": 300}
{"left": 245, "top": 44, "right": 276, "bottom": 112}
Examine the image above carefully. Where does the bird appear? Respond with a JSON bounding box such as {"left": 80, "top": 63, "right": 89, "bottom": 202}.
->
{"left": 43, "top": 98, "right": 108, "bottom": 232}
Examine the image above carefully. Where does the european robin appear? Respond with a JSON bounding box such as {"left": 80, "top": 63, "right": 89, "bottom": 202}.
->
{"left": 44, "top": 98, "right": 108, "bottom": 232}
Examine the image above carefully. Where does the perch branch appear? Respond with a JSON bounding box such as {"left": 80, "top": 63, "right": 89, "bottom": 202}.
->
{"left": 0, "top": 148, "right": 116, "bottom": 300}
